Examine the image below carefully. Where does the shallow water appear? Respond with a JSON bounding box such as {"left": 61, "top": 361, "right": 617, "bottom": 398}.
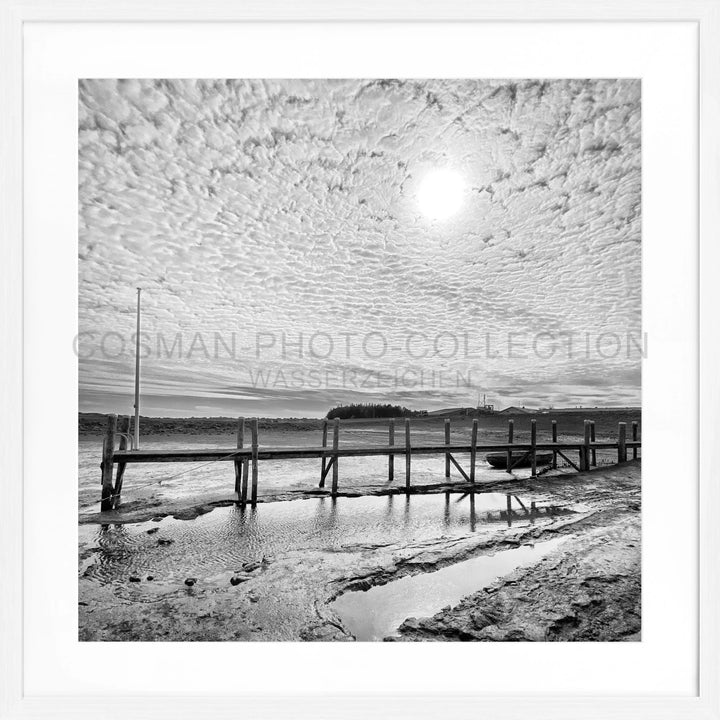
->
{"left": 330, "top": 536, "right": 567, "bottom": 640}
{"left": 79, "top": 492, "right": 575, "bottom": 596}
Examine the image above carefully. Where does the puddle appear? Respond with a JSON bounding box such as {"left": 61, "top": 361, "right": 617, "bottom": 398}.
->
{"left": 79, "top": 492, "right": 575, "bottom": 596}
{"left": 329, "top": 537, "right": 567, "bottom": 641}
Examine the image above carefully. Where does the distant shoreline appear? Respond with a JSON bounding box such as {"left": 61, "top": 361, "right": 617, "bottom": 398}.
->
{"left": 78, "top": 407, "right": 641, "bottom": 437}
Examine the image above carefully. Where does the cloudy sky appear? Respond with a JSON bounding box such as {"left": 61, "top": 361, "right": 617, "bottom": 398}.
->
{"left": 78, "top": 79, "right": 641, "bottom": 418}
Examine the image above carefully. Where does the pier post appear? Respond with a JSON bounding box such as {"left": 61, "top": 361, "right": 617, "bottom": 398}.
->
{"left": 113, "top": 415, "right": 130, "bottom": 508}
{"left": 319, "top": 419, "right": 328, "bottom": 488}
{"left": 250, "top": 418, "right": 259, "bottom": 506}
{"left": 388, "top": 419, "right": 395, "bottom": 482}
{"left": 470, "top": 419, "right": 478, "bottom": 483}
{"left": 530, "top": 419, "right": 537, "bottom": 477}
{"left": 405, "top": 418, "right": 411, "bottom": 492}
{"left": 506, "top": 420, "right": 514, "bottom": 474}
{"left": 583, "top": 420, "right": 591, "bottom": 471}
{"left": 551, "top": 420, "right": 557, "bottom": 469}
{"left": 235, "top": 417, "right": 244, "bottom": 499}
{"left": 590, "top": 420, "right": 597, "bottom": 467}
{"left": 331, "top": 418, "right": 339, "bottom": 496}
{"left": 242, "top": 455, "right": 249, "bottom": 502}
{"left": 100, "top": 413, "right": 118, "bottom": 511}
{"left": 618, "top": 422, "right": 627, "bottom": 463}
{"left": 632, "top": 421, "right": 638, "bottom": 459}
{"left": 444, "top": 419, "right": 450, "bottom": 478}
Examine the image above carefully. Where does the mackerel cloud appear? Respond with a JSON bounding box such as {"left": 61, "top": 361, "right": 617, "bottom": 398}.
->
{"left": 78, "top": 79, "right": 641, "bottom": 416}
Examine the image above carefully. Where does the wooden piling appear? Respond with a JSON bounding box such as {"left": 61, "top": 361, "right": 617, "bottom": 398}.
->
{"left": 100, "top": 413, "right": 118, "bottom": 511}
{"left": 250, "top": 418, "right": 259, "bottom": 506}
{"left": 470, "top": 419, "right": 478, "bottom": 483}
{"left": 405, "top": 418, "right": 411, "bottom": 491}
{"left": 551, "top": 420, "right": 557, "bottom": 469}
{"left": 590, "top": 420, "right": 597, "bottom": 467}
{"left": 506, "top": 420, "right": 514, "bottom": 474}
{"left": 530, "top": 419, "right": 537, "bottom": 477}
{"left": 234, "top": 417, "right": 244, "bottom": 498}
{"left": 331, "top": 418, "right": 340, "bottom": 496}
{"left": 112, "top": 415, "right": 130, "bottom": 508}
{"left": 632, "top": 421, "right": 638, "bottom": 460}
{"left": 618, "top": 422, "right": 627, "bottom": 463}
{"left": 319, "top": 419, "right": 328, "bottom": 488}
{"left": 583, "top": 420, "right": 591, "bottom": 472}
{"left": 388, "top": 419, "right": 395, "bottom": 482}
{"left": 241, "top": 457, "right": 249, "bottom": 505}
{"left": 444, "top": 419, "right": 450, "bottom": 478}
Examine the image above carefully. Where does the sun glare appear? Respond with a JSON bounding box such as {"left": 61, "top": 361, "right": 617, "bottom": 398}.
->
{"left": 417, "top": 169, "right": 465, "bottom": 220}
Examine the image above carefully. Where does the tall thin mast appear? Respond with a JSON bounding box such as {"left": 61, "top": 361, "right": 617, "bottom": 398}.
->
{"left": 133, "top": 288, "right": 141, "bottom": 450}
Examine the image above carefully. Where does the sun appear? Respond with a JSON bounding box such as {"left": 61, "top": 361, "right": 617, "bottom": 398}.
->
{"left": 417, "top": 169, "right": 465, "bottom": 220}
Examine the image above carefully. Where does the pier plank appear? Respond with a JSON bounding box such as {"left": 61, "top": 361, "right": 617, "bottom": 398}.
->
{"left": 112, "top": 441, "right": 639, "bottom": 464}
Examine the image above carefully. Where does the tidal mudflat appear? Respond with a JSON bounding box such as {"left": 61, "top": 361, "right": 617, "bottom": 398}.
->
{"left": 79, "top": 460, "right": 640, "bottom": 642}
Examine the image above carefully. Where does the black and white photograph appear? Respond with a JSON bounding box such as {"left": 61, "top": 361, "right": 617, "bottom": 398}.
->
{"left": 77, "top": 78, "right": 642, "bottom": 642}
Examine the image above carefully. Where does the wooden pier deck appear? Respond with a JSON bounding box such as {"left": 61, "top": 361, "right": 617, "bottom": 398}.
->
{"left": 113, "top": 442, "right": 638, "bottom": 463}
{"left": 99, "top": 415, "right": 641, "bottom": 511}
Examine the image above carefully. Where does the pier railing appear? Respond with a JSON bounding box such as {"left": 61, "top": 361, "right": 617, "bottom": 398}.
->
{"left": 98, "top": 415, "right": 641, "bottom": 511}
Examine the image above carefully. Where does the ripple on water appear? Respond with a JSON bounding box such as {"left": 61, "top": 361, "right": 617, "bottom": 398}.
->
{"left": 79, "top": 492, "right": 576, "bottom": 594}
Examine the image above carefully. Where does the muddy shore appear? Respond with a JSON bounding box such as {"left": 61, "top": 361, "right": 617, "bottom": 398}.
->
{"left": 79, "top": 461, "right": 640, "bottom": 642}
{"left": 393, "top": 509, "right": 640, "bottom": 641}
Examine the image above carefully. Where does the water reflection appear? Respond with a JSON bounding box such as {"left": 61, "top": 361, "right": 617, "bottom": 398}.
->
{"left": 330, "top": 536, "right": 568, "bottom": 641}
{"left": 80, "top": 492, "right": 576, "bottom": 588}
{"left": 497, "top": 494, "right": 572, "bottom": 528}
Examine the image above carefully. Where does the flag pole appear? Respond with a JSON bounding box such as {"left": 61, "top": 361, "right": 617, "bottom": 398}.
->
{"left": 133, "top": 287, "right": 141, "bottom": 450}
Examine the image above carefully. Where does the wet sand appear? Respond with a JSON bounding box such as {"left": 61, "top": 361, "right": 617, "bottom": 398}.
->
{"left": 78, "top": 461, "right": 640, "bottom": 642}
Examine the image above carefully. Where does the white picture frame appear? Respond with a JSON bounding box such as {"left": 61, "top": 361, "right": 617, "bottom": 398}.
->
{"left": 1, "top": 1, "right": 719, "bottom": 718}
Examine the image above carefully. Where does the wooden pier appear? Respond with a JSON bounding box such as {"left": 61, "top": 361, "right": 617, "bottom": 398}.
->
{"left": 99, "top": 415, "right": 641, "bottom": 511}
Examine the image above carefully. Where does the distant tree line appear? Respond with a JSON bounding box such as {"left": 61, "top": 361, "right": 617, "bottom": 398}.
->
{"left": 326, "top": 403, "right": 419, "bottom": 420}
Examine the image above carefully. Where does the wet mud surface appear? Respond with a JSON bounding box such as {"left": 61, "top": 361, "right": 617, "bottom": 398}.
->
{"left": 79, "top": 461, "right": 640, "bottom": 642}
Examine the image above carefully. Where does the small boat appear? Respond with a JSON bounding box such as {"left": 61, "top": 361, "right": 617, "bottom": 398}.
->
{"left": 485, "top": 451, "right": 554, "bottom": 469}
